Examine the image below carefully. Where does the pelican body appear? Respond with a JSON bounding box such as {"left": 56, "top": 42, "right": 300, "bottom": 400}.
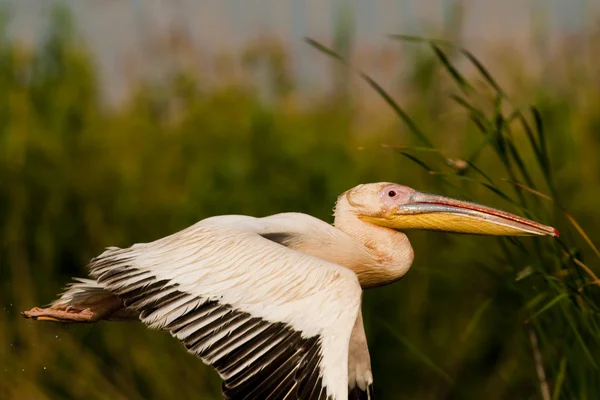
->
{"left": 23, "top": 183, "right": 557, "bottom": 399}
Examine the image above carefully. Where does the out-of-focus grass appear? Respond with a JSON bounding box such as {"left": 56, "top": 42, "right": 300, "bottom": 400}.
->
{"left": 1, "top": 8, "right": 600, "bottom": 400}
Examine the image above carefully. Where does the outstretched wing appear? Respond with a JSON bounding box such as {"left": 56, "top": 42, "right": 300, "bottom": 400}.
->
{"left": 89, "top": 219, "right": 362, "bottom": 400}
{"left": 347, "top": 309, "right": 374, "bottom": 400}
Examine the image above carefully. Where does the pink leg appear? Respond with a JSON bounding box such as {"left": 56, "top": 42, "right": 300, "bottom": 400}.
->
{"left": 22, "top": 306, "right": 101, "bottom": 323}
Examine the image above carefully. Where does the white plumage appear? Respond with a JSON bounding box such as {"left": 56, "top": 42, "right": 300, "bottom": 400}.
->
{"left": 91, "top": 215, "right": 362, "bottom": 399}
{"left": 23, "top": 182, "right": 557, "bottom": 399}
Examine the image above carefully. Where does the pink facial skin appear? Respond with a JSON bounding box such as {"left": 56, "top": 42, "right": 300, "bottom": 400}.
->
{"left": 379, "top": 184, "right": 415, "bottom": 212}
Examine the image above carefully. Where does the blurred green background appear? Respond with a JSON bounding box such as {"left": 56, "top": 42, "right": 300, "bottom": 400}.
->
{"left": 2, "top": 2, "right": 600, "bottom": 399}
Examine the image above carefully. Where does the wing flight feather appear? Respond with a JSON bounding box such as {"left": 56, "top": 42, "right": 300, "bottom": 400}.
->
{"left": 89, "top": 221, "right": 362, "bottom": 400}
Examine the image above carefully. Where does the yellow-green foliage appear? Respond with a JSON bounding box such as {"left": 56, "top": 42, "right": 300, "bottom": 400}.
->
{"left": 1, "top": 11, "right": 599, "bottom": 400}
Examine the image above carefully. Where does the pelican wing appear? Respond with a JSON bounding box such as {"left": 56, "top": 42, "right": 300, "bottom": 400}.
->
{"left": 348, "top": 309, "right": 374, "bottom": 400}
{"left": 89, "top": 219, "right": 362, "bottom": 400}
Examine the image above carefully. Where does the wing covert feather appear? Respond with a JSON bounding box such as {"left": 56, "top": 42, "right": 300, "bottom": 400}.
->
{"left": 89, "top": 221, "right": 362, "bottom": 400}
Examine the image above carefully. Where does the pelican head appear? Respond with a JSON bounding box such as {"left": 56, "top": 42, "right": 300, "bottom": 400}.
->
{"left": 342, "top": 182, "right": 558, "bottom": 237}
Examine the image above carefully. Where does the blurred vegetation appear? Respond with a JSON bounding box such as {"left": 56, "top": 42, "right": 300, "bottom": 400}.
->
{"left": 2, "top": 7, "right": 600, "bottom": 400}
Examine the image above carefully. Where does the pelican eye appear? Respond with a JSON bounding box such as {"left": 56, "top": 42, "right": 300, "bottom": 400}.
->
{"left": 388, "top": 190, "right": 397, "bottom": 197}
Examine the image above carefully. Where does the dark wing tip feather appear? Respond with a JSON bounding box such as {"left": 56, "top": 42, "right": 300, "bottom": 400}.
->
{"left": 95, "top": 258, "right": 332, "bottom": 400}
{"left": 348, "top": 384, "right": 374, "bottom": 400}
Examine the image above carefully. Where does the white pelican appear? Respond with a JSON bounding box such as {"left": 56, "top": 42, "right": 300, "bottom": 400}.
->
{"left": 23, "top": 183, "right": 557, "bottom": 399}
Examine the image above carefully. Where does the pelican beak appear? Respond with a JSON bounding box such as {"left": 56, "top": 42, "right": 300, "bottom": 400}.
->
{"left": 372, "top": 191, "right": 558, "bottom": 237}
